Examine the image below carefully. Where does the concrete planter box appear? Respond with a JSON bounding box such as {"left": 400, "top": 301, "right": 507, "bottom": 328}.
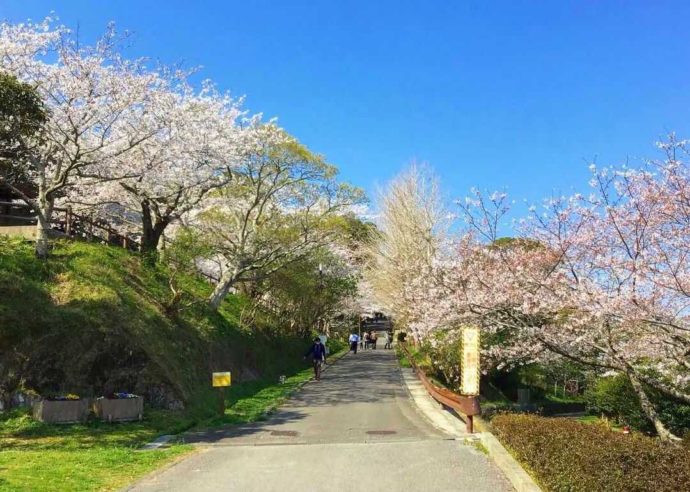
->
{"left": 93, "top": 397, "right": 143, "bottom": 422}
{"left": 32, "top": 399, "right": 89, "bottom": 424}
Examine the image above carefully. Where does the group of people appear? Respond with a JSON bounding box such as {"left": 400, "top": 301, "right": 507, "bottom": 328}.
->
{"left": 303, "top": 329, "right": 396, "bottom": 382}
{"left": 348, "top": 330, "right": 394, "bottom": 353}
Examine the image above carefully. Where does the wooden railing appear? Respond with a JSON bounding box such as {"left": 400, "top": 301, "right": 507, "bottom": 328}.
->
{"left": 400, "top": 342, "right": 481, "bottom": 433}
{"left": 0, "top": 201, "right": 139, "bottom": 252}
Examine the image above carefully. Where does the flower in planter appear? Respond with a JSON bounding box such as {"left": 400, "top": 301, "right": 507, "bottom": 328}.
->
{"left": 46, "top": 393, "right": 80, "bottom": 401}
{"left": 101, "top": 392, "right": 139, "bottom": 400}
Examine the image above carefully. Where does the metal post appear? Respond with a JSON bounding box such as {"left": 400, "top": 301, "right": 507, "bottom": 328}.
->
{"left": 218, "top": 387, "right": 225, "bottom": 415}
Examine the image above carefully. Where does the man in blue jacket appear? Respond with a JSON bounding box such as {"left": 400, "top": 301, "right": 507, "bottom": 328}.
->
{"left": 304, "top": 337, "right": 327, "bottom": 380}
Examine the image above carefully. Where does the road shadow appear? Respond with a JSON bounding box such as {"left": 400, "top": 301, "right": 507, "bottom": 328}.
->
{"left": 285, "top": 350, "right": 403, "bottom": 407}
{"left": 183, "top": 349, "right": 405, "bottom": 444}
{"left": 183, "top": 408, "right": 309, "bottom": 444}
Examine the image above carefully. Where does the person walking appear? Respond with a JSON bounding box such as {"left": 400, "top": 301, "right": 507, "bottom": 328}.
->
{"left": 385, "top": 330, "right": 393, "bottom": 349}
{"left": 348, "top": 332, "right": 359, "bottom": 354}
{"left": 371, "top": 331, "right": 378, "bottom": 350}
{"left": 304, "top": 337, "right": 327, "bottom": 380}
{"left": 363, "top": 332, "right": 370, "bottom": 350}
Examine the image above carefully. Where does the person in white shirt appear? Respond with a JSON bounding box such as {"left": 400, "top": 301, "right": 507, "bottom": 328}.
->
{"left": 348, "top": 333, "right": 360, "bottom": 354}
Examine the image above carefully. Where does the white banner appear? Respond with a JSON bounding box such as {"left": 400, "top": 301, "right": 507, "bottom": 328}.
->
{"left": 461, "top": 327, "right": 481, "bottom": 395}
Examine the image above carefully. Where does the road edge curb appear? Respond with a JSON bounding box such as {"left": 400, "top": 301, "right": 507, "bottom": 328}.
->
{"left": 399, "top": 365, "right": 542, "bottom": 492}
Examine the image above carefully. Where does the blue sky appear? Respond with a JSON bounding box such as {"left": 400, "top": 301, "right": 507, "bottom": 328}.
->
{"left": 3, "top": 1, "right": 690, "bottom": 217}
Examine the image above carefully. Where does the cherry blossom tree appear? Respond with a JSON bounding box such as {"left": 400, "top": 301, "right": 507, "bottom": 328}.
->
{"left": 0, "top": 19, "right": 165, "bottom": 257}
{"left": 370, "top": 144, "right": 689, "bottom": 441}
{"left": 452, "top": 155, "right": 690, "bottom": 440}
{"left": 71, "top": 80, "right": 249, "bottom": 258}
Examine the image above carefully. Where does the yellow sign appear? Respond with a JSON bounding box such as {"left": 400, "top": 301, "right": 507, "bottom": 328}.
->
{"left": 461, "top": 327, "right": 481, "bottom": 396}
{"left": 212, "top": 372, "right": 231, "bottom": 387}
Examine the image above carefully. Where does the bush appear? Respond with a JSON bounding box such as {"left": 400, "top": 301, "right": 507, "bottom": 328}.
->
{"left": 585, "top": 374, "right": 649, "bottom": 429}
{"left": 420, "top": 329, "right": 463, "bottom": 392}
{"left": 492, "top": 413, "right": 690, "bottom": 492}
{"left": 585, "top": 373, "right": 690, "bottom": 437}
{"left": 325, "top": 337, "right": 346, "bottom": 354}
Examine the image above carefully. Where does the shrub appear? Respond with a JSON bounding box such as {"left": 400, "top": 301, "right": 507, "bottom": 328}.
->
{"left": 325, "top": 337, "right": 346, "bottom": 354}
{"left": 492, "top": 413, "right": 690, "bottom": 492}
{"left": 585, "top": 373, "right": 690, "bottom": 437}
{"left": 584, "top": 373, "right": 649, "bottom": 429}
{"left": 420, "top": 328, "right": 463, "bottom": 392}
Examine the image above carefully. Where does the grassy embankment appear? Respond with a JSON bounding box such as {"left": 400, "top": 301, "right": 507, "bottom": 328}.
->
{"left": 0, "top": 237, "right": 329, "bottom": 491}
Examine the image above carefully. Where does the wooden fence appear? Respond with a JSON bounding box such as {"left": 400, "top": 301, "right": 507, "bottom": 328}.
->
{"left": 0, "top": 201, "right": 139, "bottom": 252}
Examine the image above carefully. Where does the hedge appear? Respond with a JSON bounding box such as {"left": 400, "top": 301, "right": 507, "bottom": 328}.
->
{"left": 492, "top": 414, "right": 690, "bottom": 492}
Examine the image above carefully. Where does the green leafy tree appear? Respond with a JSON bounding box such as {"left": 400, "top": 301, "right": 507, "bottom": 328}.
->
{"left": 198, "top": 125, "right": 365, "bottom": 310}
{"left": 253, "top": 251, "right": 358, "bottom": 337}
{"left": 0, "top": 73, "right": 46, "bottom": 196}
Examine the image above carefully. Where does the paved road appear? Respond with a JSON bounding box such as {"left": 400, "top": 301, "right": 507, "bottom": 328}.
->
{"left": 130, "top": 348, "right": 512, "bottom": 492}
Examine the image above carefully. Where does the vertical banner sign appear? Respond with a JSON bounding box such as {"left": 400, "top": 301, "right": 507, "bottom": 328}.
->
{"left": 461, "top": 327, "right": 481, "bottom": 396}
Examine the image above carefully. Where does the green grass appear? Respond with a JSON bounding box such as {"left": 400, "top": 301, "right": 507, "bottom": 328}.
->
{"left": 0, "top": 366, "right": 322, "bottom": 491}
{"left": 575, "top": 414, "right": 625, "bottom": 431}
{"left": 465, "top": 438, "right": 489, "bottom": 455}
{"left": 544, "top": 393, "right": 585, "bottom": 404}
{"left": 0, "top": 237, "right": 312, "bottom": 409}
{"left": 0, "top": 409, "right": 194, "bottom": 492}
{"left": 576, "top": 415, "right": 602, "bottom": 424}
{"left": 0, "top": 447, "right": 189, "bottom": 492}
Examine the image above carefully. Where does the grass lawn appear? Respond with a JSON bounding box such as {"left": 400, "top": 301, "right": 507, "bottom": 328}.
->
{"left": 575, "top": 414, "right": 626, "bottom": 431}
{"left": 0, "top": 364, "right": 319, "bottom": 492}
{"left": 0, "top": 409, "right": 193, "bottom": 492}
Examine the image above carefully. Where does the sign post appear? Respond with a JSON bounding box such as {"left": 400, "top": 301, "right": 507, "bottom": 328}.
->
{"left": 212, "top": 371, "right": 231, "bottom": 415}
{"left": 461, "top": 327, "right": 481, "bottom": 433}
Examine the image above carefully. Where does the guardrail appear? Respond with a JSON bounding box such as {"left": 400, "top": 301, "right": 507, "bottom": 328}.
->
{"left": 400, "top": 342, "right": 481, "bottom": 433}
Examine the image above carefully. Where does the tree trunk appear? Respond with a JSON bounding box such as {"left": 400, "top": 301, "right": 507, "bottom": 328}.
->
{"left": 208, "top": 267, "right": 240, "bottom": 310}
{"left": 34, "top": 178, "right": 54, "bottom": 259}
{"left": 35, "top": 216, "right": 50, "bottom": 259}
{"left": 157, "top": 232, "right": 167, "bottom": 262}
{"left": 626, "top": 369, "right": 680, "bottom": 442}
{"left": 139, "top": 200, "right": 168, "bottom": 261}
